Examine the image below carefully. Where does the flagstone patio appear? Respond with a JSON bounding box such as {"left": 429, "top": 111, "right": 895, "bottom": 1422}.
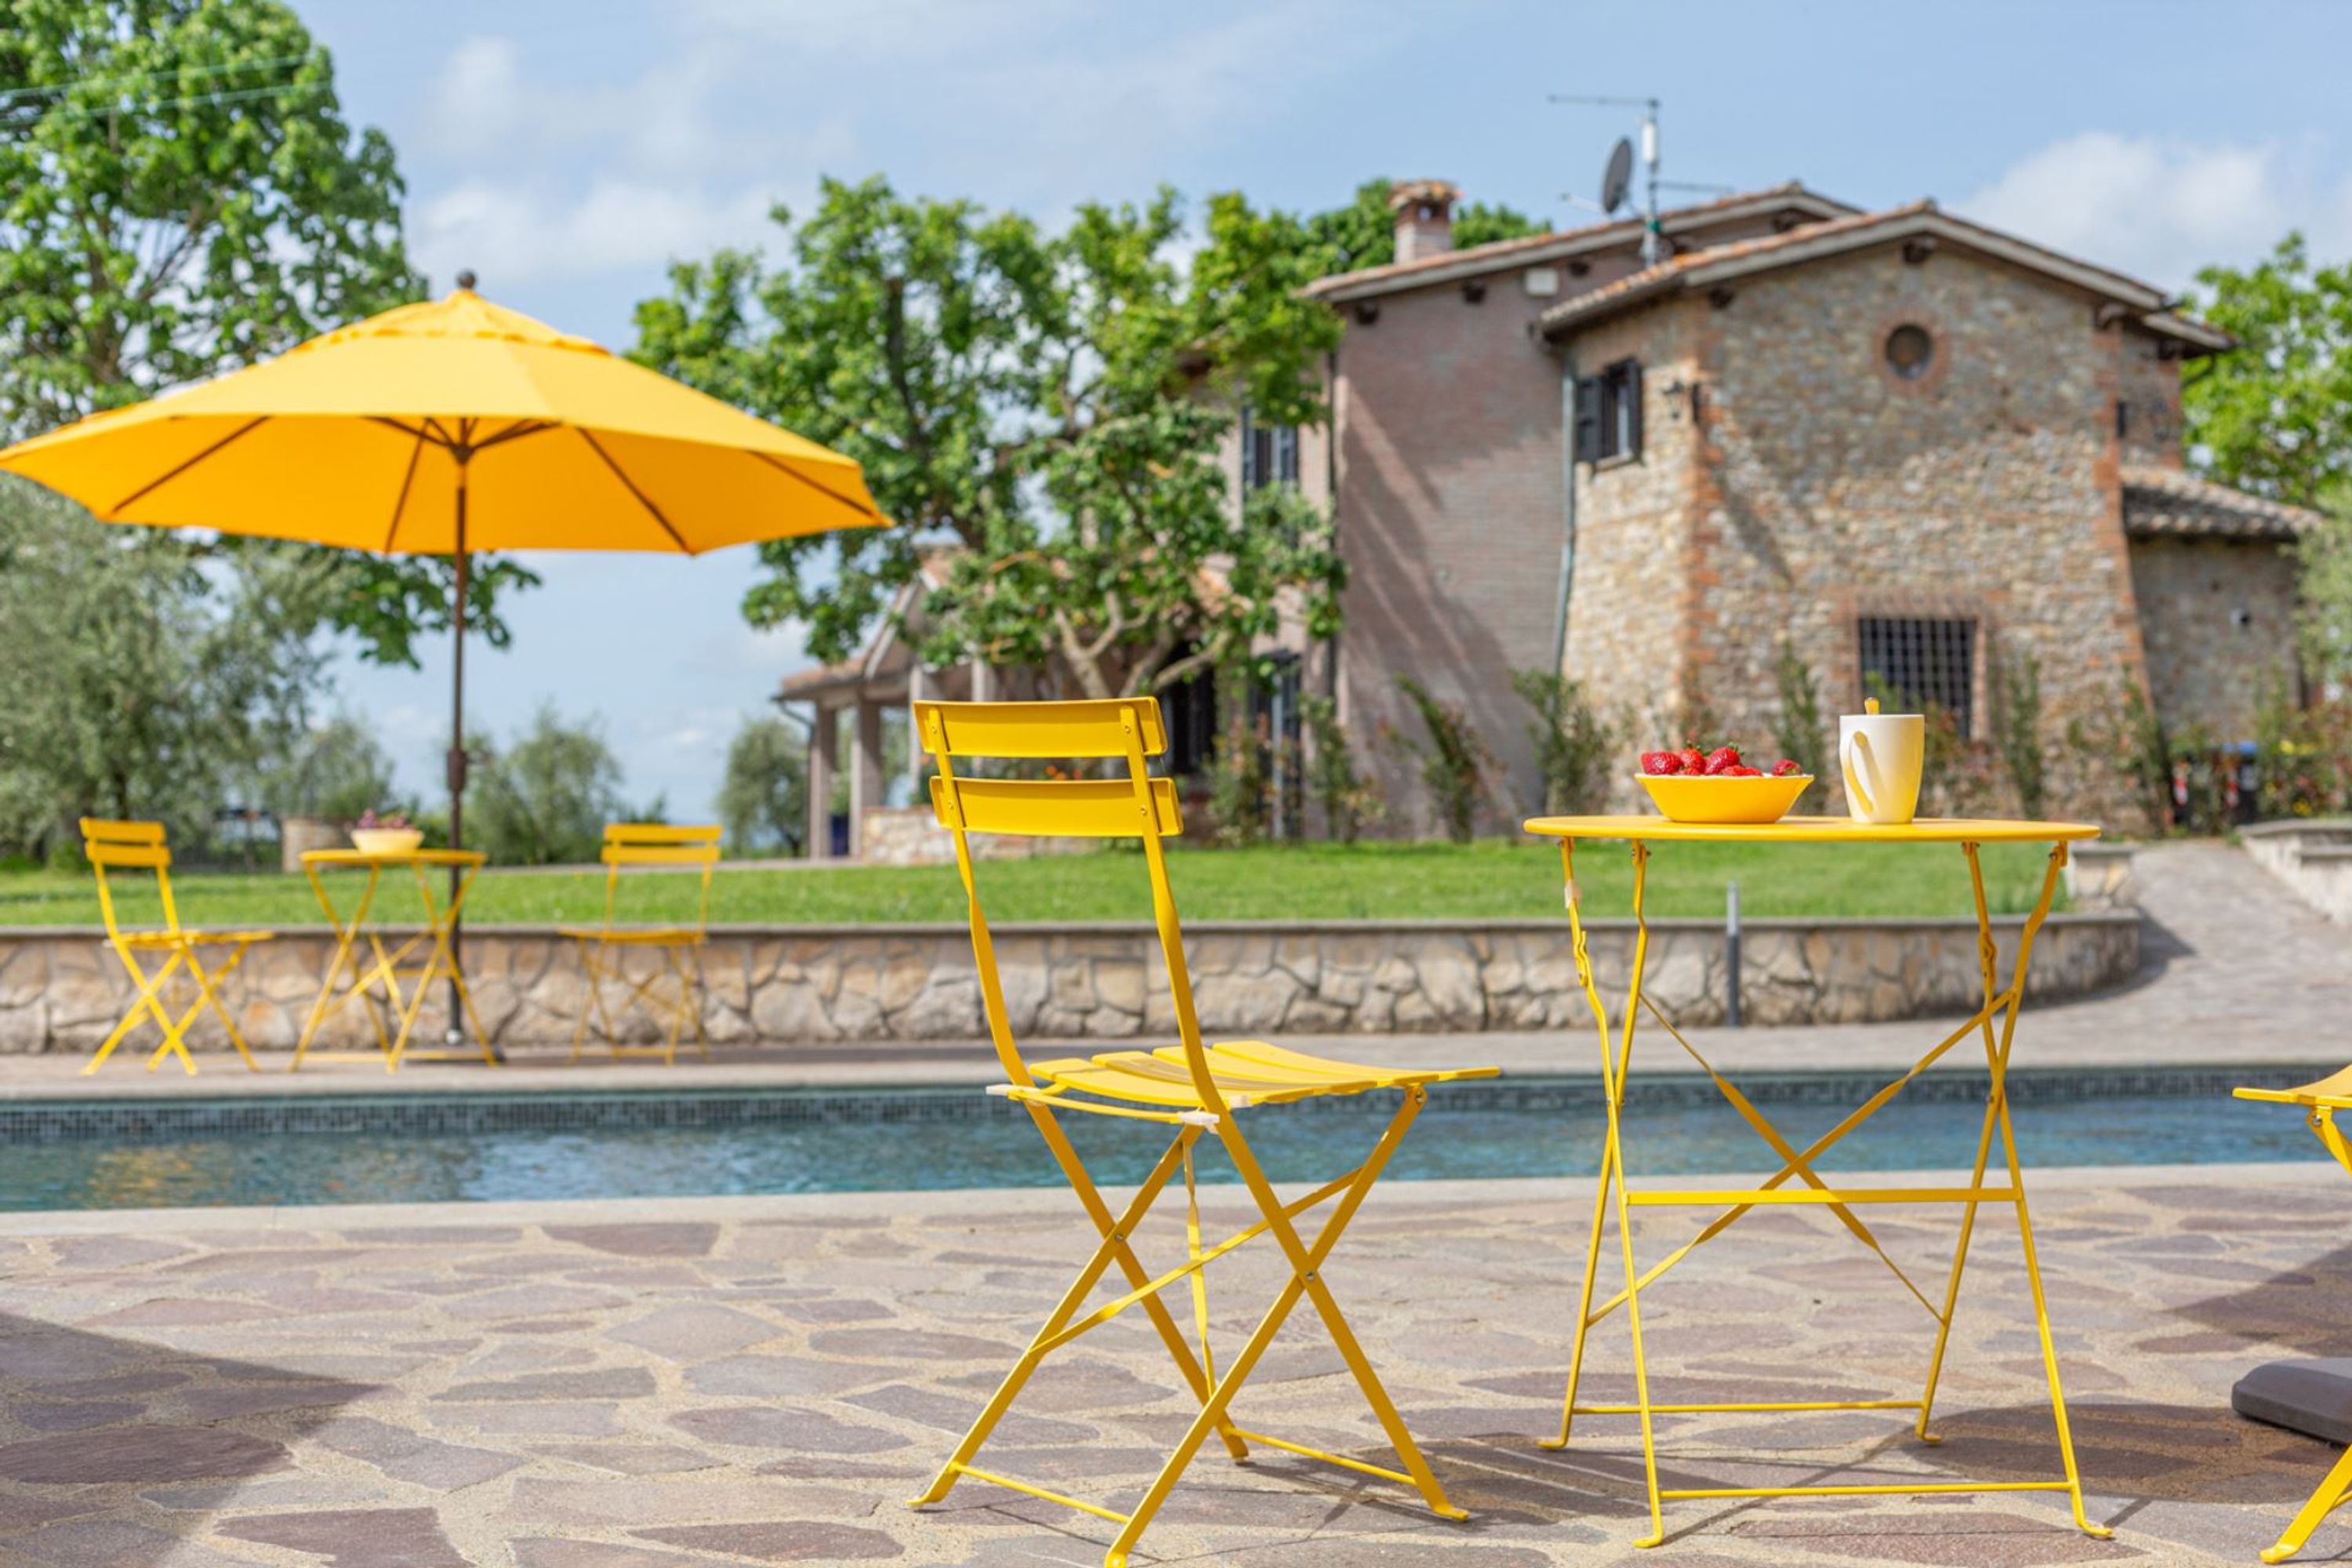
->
{"left": 2, "top": 1162, "right": 2346, "bottom": 1566}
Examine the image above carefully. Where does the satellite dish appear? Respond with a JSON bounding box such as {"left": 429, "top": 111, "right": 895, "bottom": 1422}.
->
{"left": 1600, "top": 136, "right": 1635, "bottom": 214}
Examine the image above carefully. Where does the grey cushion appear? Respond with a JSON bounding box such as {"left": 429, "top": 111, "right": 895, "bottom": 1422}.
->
{"left": 2234, "top": 1359, "right": 2352, "bottom": 1446}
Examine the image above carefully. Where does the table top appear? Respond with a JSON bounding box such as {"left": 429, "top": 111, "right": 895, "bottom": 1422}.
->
{"left": 301, "top": 848, "right": 488, "bottom": 868}
{"left": 1522, "top": 815, "right": 2101, "bottom": 845}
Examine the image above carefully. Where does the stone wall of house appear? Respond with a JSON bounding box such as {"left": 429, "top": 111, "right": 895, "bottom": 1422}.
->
{"left": 1562, "top": 242, "right": 2162, "bottom": 818}
{"left": 0, "top": 912, "right": 2138, "bottom": 1054}
{"left": 2128, "top": 535, "right": 2301, "bottom": 742}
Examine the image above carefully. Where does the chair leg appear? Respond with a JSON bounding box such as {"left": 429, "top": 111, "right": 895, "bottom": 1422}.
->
{"left": 2266, "top": 1441, "right": 2352, "bottom": 1564}
{"left": 185, "top": 944, "right": 262, "bottom": 1071}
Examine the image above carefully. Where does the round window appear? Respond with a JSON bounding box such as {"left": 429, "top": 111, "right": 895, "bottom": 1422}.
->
{"left": 1885, "top": 324, "right": 1935, "bottom": 380}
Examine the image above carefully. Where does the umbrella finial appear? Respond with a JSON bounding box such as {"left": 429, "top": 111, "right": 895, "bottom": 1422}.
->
{"left": 456, "top": 268, "right": 477, "bottom": 292}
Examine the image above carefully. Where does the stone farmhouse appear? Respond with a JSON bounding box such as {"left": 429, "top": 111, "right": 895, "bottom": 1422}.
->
{"left": 1262, "top": 180, "right": 2316, "bottom": 831}
{"left": 786, "top": 179, "right": 2316, "bottom": 855}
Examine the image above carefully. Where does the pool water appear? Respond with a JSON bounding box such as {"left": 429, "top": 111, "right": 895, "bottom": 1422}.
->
{"left": 0, "top": 1075, "right": 2328, "bottom": 1212}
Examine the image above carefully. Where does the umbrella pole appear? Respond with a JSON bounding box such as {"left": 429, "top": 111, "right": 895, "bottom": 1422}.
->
{"left": 446, "top": 461, "right": 492, "bottom": 1058}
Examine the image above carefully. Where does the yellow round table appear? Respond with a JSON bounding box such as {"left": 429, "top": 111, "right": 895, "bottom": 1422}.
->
{"left": 291, "top": 848, "right": 493, "bottom": 1073}
{"left": 1519, "top": 813, "right": 2109, "bottom": 1547}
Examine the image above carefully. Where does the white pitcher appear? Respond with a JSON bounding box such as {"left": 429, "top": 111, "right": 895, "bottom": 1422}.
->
{"left": 1839, "top": 705, "right": 1925, "bottom": 826}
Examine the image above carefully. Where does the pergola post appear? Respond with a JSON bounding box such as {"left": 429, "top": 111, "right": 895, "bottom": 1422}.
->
{"left": 808, "top": 702, "right": 838, "bottom": 860}
{"left": 850, "top": 699, "right": 884, "bottom": 860}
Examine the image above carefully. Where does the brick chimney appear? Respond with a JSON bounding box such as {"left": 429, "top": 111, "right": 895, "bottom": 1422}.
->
{"left": 1388, "top": 180, "right": 1461, "bottom": 265}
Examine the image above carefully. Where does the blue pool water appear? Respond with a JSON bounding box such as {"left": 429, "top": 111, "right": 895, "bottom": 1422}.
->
{"left": 0, "top": 1070, "right": 2329, "bottom": 1212}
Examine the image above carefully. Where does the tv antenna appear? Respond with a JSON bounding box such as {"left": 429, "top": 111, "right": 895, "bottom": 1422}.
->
{"left": 1552, "top": 94, "right": 1659, "bottom": 261}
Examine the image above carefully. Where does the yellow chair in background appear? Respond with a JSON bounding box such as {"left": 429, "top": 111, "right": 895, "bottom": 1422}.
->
{"left": 561, "top": 823, "right": 722, "bottom": 1065}
{"left": 78, "top": 818, "right": 273, "bottom": 1076}
{"left": 2235, "top": 1066, "right": 2352, "bottom": 1564}
{"left": 904, "top": 697, "right": 1497, "bottom": 1568}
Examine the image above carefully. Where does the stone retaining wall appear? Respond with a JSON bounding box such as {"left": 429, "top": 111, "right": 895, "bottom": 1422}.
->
{"left": 0, "top": 913, "right": 2140, "bottom": 1055}
{"left": 2240, "top": 819, "right": 2352, "bottom": 924}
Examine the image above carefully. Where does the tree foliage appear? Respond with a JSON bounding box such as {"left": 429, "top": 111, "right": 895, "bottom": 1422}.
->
{"left": 718, "top": 712, "right": 807, "bottom": 855}
{"left": 0, "top": 477, "right": 334, "bottom": 854}
{"left": 2299, "top": 492, "right": 2352, "bottom": 688}
{"left": 0, "top": 0, "right": 533, "bottom": 665}
{"left": 632, "top": 176, "right": 1345, "bottom": 698}
{"left": 1301, "top": 176, "right": 1548, "bottom": 277}
{"left": 260, "top": 714, "right": 394, "bottom": 824}
{"left": 2184, "top": 234, "right": 2352, "bottom": 507}
{"left": 469, "top": 707, "right": 627, "bottom": 867}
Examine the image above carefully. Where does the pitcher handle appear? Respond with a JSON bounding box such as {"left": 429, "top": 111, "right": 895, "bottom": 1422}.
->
{"left": 1846, "top": 730, "right": 1878, "bottom": 818}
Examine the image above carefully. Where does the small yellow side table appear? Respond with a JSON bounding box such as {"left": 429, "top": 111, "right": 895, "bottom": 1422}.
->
{"left": 1520, "top": 814, "right": 2108, "bottom": 1548}
{"left": 291, "top": 848, "right": 493, "bottom": 1072}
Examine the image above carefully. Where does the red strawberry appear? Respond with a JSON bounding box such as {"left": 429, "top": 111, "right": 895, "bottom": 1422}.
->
{"left": 1639, "top": 750, "right": 1681, "bottom": 775}
{"left": 1704, "top": 746, "right": 1743, "bottom": 775}
{"left": 1726, "top": 764, "right": 1762, "bottom": 777}
{"left": 1677, "top": 745, "right": 1706, "bottom": 774}
{"left": 1772, "top": 759, "right": 1802, "bottom": 777}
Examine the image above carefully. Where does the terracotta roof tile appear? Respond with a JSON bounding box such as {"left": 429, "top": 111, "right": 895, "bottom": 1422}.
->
{"left": 2122, "top": 466, "right": 2321, "bottom": 540}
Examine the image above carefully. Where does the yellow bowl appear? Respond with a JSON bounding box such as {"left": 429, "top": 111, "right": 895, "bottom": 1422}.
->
{"left": 350, "top": 827, "right": 425, "bottom": 858}
{"left": 1637, "top": 773, "right": 1812, "bottom": 825}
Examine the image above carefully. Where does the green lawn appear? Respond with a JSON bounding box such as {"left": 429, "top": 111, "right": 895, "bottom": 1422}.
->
{"left": 0, "top": 839, "right": 2064, "bottom": 930}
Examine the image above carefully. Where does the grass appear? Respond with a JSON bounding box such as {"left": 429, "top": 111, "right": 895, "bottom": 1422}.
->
{"left": 0, "top": 839, "right": 2065, "bottom": 930}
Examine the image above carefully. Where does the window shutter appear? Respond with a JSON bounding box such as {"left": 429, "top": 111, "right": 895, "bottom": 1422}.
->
{"left": 1572, "top": 376, "right": 1600, "bottom": 462}
{"left": 1276, "top": 425, "right": 1299, "bottom": 485}
{"left": 1622, "top": 361, "right": 1643, "bottom": 459}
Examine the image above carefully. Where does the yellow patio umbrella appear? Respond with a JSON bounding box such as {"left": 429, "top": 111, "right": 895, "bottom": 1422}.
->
{"left": 0, "top": 274, "right": 887, "bottom": 1039}
{"left": 0, "top": 272, "right": 884, "bottom": 818}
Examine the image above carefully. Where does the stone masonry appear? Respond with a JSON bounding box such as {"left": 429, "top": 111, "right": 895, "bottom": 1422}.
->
{"left": 0, "top": 913, "right": 2138, "bottom": 1055}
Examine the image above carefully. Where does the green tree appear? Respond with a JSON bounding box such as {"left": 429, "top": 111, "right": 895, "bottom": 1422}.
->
{"left": 1302, "top": 176, "right": 1548, "bottom": 276}
{"left": 0, "top": 0, "right": 534, "bottom": 665}
{"left": 2299, "top": 491, "right": 2352, "bottom": 687}
{"left": 469, "top": 707, "right": 626, "bottom": 866}
{"left": 2184, "top": 234, "right": 2352, "bottom": 507}
{"left": 0, "top": 477, "right": 332, "bottom": 854}
{"left": 261, "top": 714, "right": 394, "bottom": 824}
{"left": 631, "top": 176, "right": 1344, "bottom": 696}
{"left": 1390, "top": 677, "right": 1493, "bottom": 843}
{"left": 717, "top": 712, "right": 807, "bottom": 855}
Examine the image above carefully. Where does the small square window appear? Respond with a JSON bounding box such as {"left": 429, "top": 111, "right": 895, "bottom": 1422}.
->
{"left": 1573, "top": 359, "right": 1642, "bottom": 463}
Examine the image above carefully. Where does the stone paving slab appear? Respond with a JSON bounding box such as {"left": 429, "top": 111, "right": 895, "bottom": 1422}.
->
{"left": 2, "top": 1164, "right": 2348, "bottom": 1565}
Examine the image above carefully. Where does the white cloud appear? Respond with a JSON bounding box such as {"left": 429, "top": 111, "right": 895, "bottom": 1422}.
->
{"left": 415, "top": 178, "right": 779, "bottom": 287}
{"left": 1960, "top": 131, "right": 2352, "bottom": 292}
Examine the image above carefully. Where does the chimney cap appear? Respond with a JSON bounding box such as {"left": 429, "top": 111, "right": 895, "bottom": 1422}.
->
{"left": 1387, "top": 179, "right": 1461, "bottom": 216}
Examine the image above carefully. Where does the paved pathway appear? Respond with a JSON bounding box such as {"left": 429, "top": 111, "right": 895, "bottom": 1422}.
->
{"left": 2, "top": 1164, "right": 2349, "bottom": 1566}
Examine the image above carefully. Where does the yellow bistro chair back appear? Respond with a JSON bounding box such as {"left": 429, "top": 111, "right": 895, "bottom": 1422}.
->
{"left": 561, "top": 823, "right": 722, "bottom": 1065}
{"left": 906, "top": 697, "right": 1495, "bottom": 1568}
{"left": 2236, "top": 1065, "right": 2352, "bottom": 1563}
{"left": 78, "top": 818, "right": 273, "bottom": 1076}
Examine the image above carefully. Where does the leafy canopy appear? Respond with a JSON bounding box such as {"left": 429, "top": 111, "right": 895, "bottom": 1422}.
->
{"left": 718, "top": 713, "right": 808, "bottom": 855}
{"left": 1301, "top": 177, "right": 1549, "bottom": 276}
{"left": 0, "top": 0, "right": 534, "bottom": 666}
{"left": 632, "top": 176, "right": 1347, "bottom": 698}
{"left": 2184, "top": 233, "right": 2352, "bottom": 508}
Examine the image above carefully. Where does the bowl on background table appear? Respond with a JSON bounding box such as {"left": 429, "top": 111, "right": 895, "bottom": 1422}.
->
{"left": 350, "top": 827, "right": 426, "bottom": 857}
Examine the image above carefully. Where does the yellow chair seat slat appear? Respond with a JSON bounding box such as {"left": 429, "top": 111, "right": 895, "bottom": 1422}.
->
{"left": 558, "top": 926, "right": 706, "bottom": 946}
{"left": 1019, "top": 1041, "right": 1490, "bottom": 1111}
{"left": 2235, "top": 1063, "right": 2352, "bottom": 1109}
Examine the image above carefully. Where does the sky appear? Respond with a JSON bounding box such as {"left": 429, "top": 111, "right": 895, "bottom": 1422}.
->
{"left": 292, "top": 0, "right": 2352, "bottom": 818}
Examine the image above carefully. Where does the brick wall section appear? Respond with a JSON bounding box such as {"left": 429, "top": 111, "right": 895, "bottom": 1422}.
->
{"left": 2129, "top": 535, "right": 2301, "bottom": 739}
{"left": 1568, "top": 245, "right": 2158, "bottom": 801}
{"left": 2116, "top": 332, "right": 2185, "bottom": 469}
{"left": 1330, "top": 272, "right": 1574, "bottom": 833}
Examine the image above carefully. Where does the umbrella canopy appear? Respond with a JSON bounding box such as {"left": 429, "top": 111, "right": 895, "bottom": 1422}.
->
{"left": 0, "top": 285, "right": 885, "bottom": 549}
{"left": 0, "top": 282, "right": 886, "bottom": 1051}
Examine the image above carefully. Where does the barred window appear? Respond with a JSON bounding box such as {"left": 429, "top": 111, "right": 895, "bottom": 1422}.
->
{"left": 1857, "top": 616, "right": 1976, "bottom": 736}
{"left": 1240, "top": 408, "right": 1298, "bottom": 491}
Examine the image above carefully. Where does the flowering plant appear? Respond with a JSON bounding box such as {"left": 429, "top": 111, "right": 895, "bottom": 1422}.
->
{"left": 354, "top": 809, "right": 412, "bottom": 832}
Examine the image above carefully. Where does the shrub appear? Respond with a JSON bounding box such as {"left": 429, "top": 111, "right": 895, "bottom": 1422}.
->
{"left": 1512, "top": 669, "right": 1613, "bottom": 816}
{"left": 470, "top": 706, "right": 629, "bottom": 866}
{"left": 1301, "top": 692, "right": 1380, "bottom": 843}
{"left": 1390, "top": 677, "right": 1492, "bottom": 843}
{"left": 1991, "top": 651, "right": 2047, "bottom": 822}
{"left": 1205, "top": 663, "right": 1271, "bottom": 847}
{"left": 1771, "top": 641, "right": 1828, "bottom": 806}
{"left": 718, "top": 713, "right": 808, "bottom": 855}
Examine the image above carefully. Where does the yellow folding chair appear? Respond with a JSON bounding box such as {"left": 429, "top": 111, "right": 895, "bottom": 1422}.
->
{"left": 2235, "top": 1065, "right": 2352, "bottom": 1564}
{"left": 561, "top": 823, "right": 722, "bottom": 1065}
{"left": 905, "top": 697, "right": 1497, "bottom": 1568}
{"left": 78, "top": 818, "right": 273, "bottom": 1076}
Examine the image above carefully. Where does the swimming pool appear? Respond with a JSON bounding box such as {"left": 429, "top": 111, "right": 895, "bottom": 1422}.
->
{"left": 0, "top": 1066, "right": 2328, "bottom": 1212}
